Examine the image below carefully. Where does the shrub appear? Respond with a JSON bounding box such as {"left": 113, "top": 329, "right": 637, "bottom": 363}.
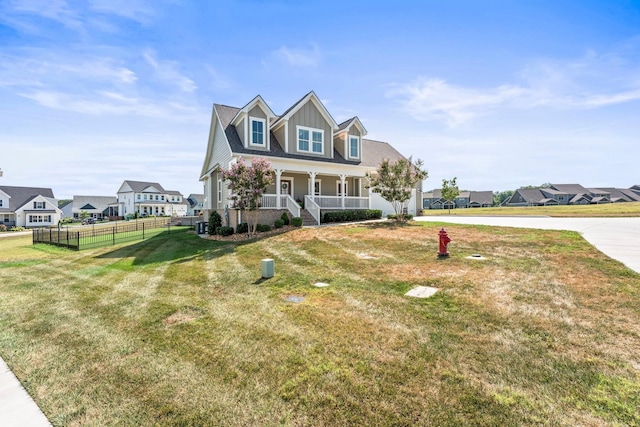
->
{"left": 236, "top": 222, "right": 249, "bottom": 234}
{"left": 0, "top": 224, "right": 6, "bottom": 232}
{"left": 274, "top": 219, "right": 284, "bottom": 229}
{"left": 208, "top": 211, "right": 222, "bottom": 235}
{"left": 292, "top": 217, "right": 303, "bottom": 227}
{"left": 216, "top": 226, "right": 234, "bottom": 236}
{"left": 256, "top": 224, "right": 271, "bottom": 232}
{"left": 387, "top": 213, "right": 413, "bottom": 221}
{"left": 280, "top": 212, "right": 290, "bottom": 225}
{"left": 10, "top": 226, "right": 25, "bottom": 231}
{"left": 322, "top": 209, "right": 383, "bottom": 223}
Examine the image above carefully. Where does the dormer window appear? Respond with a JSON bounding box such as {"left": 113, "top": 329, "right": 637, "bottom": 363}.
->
{"left": 349, "top": 136, "right": 359, "bottom": 159}
{"left": 297, "top": 126, "right": 323, "bottom": 154}
{"left": 250, "top": 117, "right": 266, "bottom": 147}
{"left": 33, "top": 201, "right": 45, "bottom": 209}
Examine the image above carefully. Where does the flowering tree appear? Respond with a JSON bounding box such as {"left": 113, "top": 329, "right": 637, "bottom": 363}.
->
{"left": 221, "top": 157, "right": 274, "bottom": 236}
{"left": 366, "top": 157, "right": 428, "bottom": 222}
{"left": 441, "top": 177, "right": 460, "bottom": 215}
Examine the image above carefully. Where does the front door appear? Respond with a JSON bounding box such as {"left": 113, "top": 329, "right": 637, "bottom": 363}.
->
{"left": 281, "top": 179, "right": 293, "bottom": 196}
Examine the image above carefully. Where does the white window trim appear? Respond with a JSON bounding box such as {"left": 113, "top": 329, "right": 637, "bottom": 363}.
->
{"left": 296, "top": 125, "right": 324, "bottom": 154}
{"left": 348, "top": 135, "right": 360, "bottom": 159}
{"left": 217, "top": 179, "right": 222, "bottom": 203}
{"left": 337, "top": 181, "right": 348, "bottom": 196}
{"left": 249, "top": 117, "right": 266, "bottom": 147}
{"left": 308, "top": 178, "right": 322, "bottom": 196}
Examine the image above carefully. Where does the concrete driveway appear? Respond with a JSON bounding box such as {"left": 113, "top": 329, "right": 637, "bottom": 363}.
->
{"left": 414, "top": 216, "right": 640, "bottom": 274}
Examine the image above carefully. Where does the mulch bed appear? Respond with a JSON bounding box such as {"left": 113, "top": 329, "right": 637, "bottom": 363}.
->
{"left": 199, "top": 225, "right": 298, "bottom": 242}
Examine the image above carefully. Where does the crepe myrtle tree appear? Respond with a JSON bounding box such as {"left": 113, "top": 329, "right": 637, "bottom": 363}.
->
{"left": 221, "top": 157, "right": 274, "bottom": 237}
{"left": 441, "top": 177, "right": 460, "bottom": 214}
{"left": 366, "top": 157, "right": 428, "bottom": 222}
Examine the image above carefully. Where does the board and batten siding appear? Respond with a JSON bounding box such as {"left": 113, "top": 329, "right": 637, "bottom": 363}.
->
{"left": 203, "top": 112, "right": 233, "bottom": 211}
{"left": 287, "top": 101, "right": 333, "bottom": 158}
{"left": 248, "top": 105, "right": 267, "bottom": 120}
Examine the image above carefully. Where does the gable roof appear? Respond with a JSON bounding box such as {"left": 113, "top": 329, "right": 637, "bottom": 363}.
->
{"left": 214, "top": 104, "right": 363, "bottom": 166}
{"left": 271, "top": 91, "right": 338, "bottom": 131}
{"left": 469, "top": 191, "right": 494, "bottom": 205}
{"left": 73, "top": 196, "right": 117, "bottom": 212}
{"left": 230, "top": 95, "right": 276, "bottom": 126}
{"left": 336, "top": 116, "right": 367, "bottom": 136}
{"left": 121, "top": 180, "right": 167, "bottom": 193}
{"left": 360, "top": 139, "right": 406, "bottom": 168}
{"left": 0, "top": 185, "right": 56, "bottom": 212}
{"left": 550, "top": 184, "right": 588, "bottom": 194}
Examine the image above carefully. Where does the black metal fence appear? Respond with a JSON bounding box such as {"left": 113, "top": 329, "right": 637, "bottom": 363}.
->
{"left": 33, "top": 218, "right": 172, "bottom": 250}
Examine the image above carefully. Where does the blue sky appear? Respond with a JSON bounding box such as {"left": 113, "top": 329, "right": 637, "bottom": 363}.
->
{"left": 1, "top": 0, "right": 639, "bottom": 199}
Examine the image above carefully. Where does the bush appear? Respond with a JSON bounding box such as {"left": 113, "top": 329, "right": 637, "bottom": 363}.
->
{"left": 0, "top": 224, "right": 6, "bottom": 232}
{"left": 274, "top": 219, "right": 284, "bottom": 229}
{"left": 208, "top": 211, "right": 222, "bottom": 235}
{"left": 292, "top": 217, "right": 303, "bottom": 227}
{"left": 280, "top": 212, "right": 290, "bottom": 225}
{"left": 321, "top": 209, "right": 383, "bottom": 223}
{"left": 236, "top": 222, "right": 249, "bottom": 234}
{"left": 256, "top": 224, "right": 271, "bottom": 232}
{"left": 387, "top": 213, "right": 413, "bottom": 221}
{"left": 216, "top": 226, "right": 234, "bottom": 236}
{"left": 10, "top": 226, "right": 25, "bottom": 231}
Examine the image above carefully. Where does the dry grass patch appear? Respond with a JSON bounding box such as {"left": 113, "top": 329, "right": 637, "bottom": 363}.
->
{"left": 1, "top": 224, "right": 639, "bottom": 426}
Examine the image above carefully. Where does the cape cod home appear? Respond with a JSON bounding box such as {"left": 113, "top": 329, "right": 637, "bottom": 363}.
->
{"left": 66, "top": 195, "right": 118, "bottom": 220}
{"left": 116, "top": 180, "right": 188, "bottom": 218}
{"left": 200, "top": 91, "right": 419, "bottom": 225}
{"left": 0, "top": 185, "right": 62, "bottom": 228}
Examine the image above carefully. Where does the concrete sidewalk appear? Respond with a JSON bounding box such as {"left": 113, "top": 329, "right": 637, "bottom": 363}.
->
{"left": 0, "top": 358, "right": 51, "bottom": 426}
{"left": 414, "top": 216, "right": 640, "bottom": 273}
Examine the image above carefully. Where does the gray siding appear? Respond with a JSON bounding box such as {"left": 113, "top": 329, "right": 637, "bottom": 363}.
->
{"left": 287, "top": 102, "right": 332, "bottom": 158}
{"left": 273, "top": 125, "right": 286, "bottom": 151}
{"left": 334, "top": 134, "right": 345, "bottom": 159}
{"left": 248, "top": 105, "right": 267, "bottom": 120}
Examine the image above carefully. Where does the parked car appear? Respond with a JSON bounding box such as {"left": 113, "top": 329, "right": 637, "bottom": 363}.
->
{"left": 82, "top": 217, "right": 96, "bottom": 225}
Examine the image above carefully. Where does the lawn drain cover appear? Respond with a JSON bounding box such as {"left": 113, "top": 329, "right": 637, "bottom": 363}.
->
{"left": 285, "top": 295, "right": 304, "bottom": 303}
{"left": 466, "top": 254, "right": 487, "bottom": 260}
{"left": 313, "top": 282, "right": 330, "bottom": 287}
{"left": 405, "top": 286, "right": 438, "bottom": 298}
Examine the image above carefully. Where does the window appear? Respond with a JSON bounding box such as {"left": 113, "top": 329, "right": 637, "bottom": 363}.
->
{"left": 337, "top": 181, "right": 348, "bottom": 196}
{"left": 297, "top": 126, "right": 323, "bottom": 154}
{"left": 250, "top": 118, "right": 265, "bottom": 146}
{"left": 33, "top": 201, "right": 45, "bottom": 209}
{"left": 349, "top": 136, "right": 359, "bottom": 158}
{"left": 217, "top": 180, "right": 222, "bottom": 203}
{"left": 137, "top": 194, "right": 141, "bottom": 200}
{"left": 155, "top": 195, "right": 159, "bottom": 201}
{"left": 0, "top": 200, "right": 3, "bottom": 207}
{"left": 161, "top": 195, "right": 165, "bottom": 201}
{"left": 144, "top": 194, "right": 148, "bottom": 200}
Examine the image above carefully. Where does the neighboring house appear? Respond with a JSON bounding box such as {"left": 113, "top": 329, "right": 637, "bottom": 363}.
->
{"left": 60, "top": 200, "right": 74, "bottom": 218}
{"left": 422, "top": 190, "right": 494, "bottom": 210}
{"left": 116, "top": 180, "right": 188, "bottom": 217}
{"left": 200, "top": 91, "right": 419, "bottom": 225}
{"left": 504, "top": 184, "right": 638, "bottom": 206}
{"left": 0, "top": 185, "right": 62, "bottom": 228}
{"left": 186, "top": 194, "right": 204, "bottom": 216}
{"left": 69, "top": 196, "right": 118, "bottom": 220}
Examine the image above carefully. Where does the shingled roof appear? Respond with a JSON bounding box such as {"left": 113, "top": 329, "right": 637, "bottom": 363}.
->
{"left": 0, "top": 185, "right": 56, "bottom": 212}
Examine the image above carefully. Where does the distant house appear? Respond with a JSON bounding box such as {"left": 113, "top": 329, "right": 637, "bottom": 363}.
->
{"left": 200, "top": 91, "right": 420, "bottom": 225}
{"left": 68, "top": 195, "right": 118, "bottom": 220}
{"left": 0, "top": 185, "right": 62, "bottom": 228}
{"left": 186, "top": 194, "right": 204, "bottom": 217}
{"left": 422, "top": 189, "right": 494, "bottom": 210}
{"left": 504, "top": 184, "right": 639, "bottom": 206}
{"left": 116, "top": 180, "right": 188, "bottom": 217}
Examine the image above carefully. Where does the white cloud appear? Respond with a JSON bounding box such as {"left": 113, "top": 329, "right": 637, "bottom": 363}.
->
{"left": 272, "top": 45, "right": 321, "bottom": 67}
{"left": 143, "top": 50, "right": 197, "bottom": 93}
{"left": 389, "top": 49, "right": 640, "bottom": 127}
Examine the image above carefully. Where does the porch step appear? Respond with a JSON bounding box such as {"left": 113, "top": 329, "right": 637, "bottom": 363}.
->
{"left": 299, "top": 209, "right": 318, "bottom": 226}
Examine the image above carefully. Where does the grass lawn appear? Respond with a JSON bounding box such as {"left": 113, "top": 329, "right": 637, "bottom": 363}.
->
{"left": 421, "top": 201, "right": 640, "bottom": 217}
{"left": 1, "top": 223, "right": 639, "bottom": 426}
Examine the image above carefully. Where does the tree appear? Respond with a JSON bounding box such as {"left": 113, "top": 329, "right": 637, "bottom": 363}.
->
{"left": 441, "top": 177, "right": 460, "bottom": 214}
{"left": 366, "top": 157, "right": 428, "bottom": 222}
{"left": 493, "top": 190, "right": 514, "bottom": 206}
{"left": 221, "top": 157, "right": 274, "bottom": 237}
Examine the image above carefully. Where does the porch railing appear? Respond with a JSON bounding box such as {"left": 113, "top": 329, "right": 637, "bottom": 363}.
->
{"left": 313, "top": 196, "right": 369, "bottom": 209}
{"left": 304, "top": 196, "right": 321, "bottom": 225}
{"left": 259, "top": 194, "right": 301, "bottom": 218}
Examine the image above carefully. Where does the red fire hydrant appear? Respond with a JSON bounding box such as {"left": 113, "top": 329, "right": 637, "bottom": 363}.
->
{"left": 438, "top": 228, "right": 451, "bottom": 257}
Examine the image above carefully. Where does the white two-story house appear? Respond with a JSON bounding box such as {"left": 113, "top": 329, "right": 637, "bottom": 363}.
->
{"left": 0, "top": 185, "right": 62, "bottom": 228}
{"left": 200, "top": 91, "right": 419, "bottom": 225}
{"left": 116, "top": 180, "right": 188, "bottom": 218}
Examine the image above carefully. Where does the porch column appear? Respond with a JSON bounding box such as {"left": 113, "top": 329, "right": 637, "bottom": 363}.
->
{"left": 308, "top": 172, "right": 317, "bottom": 202}
{"left": 340, "top": 174, "right": 347, "bottom": 209}
{"left": 275, "top": 169, "right": 283, "bottom": 209}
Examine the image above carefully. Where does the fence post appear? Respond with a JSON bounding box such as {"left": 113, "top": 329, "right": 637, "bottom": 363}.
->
{"left": 113, "top": 227, "right": 116, "bottom": 246}
{"left": 143, "top": 223, "right": 145, "bottom": 239}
